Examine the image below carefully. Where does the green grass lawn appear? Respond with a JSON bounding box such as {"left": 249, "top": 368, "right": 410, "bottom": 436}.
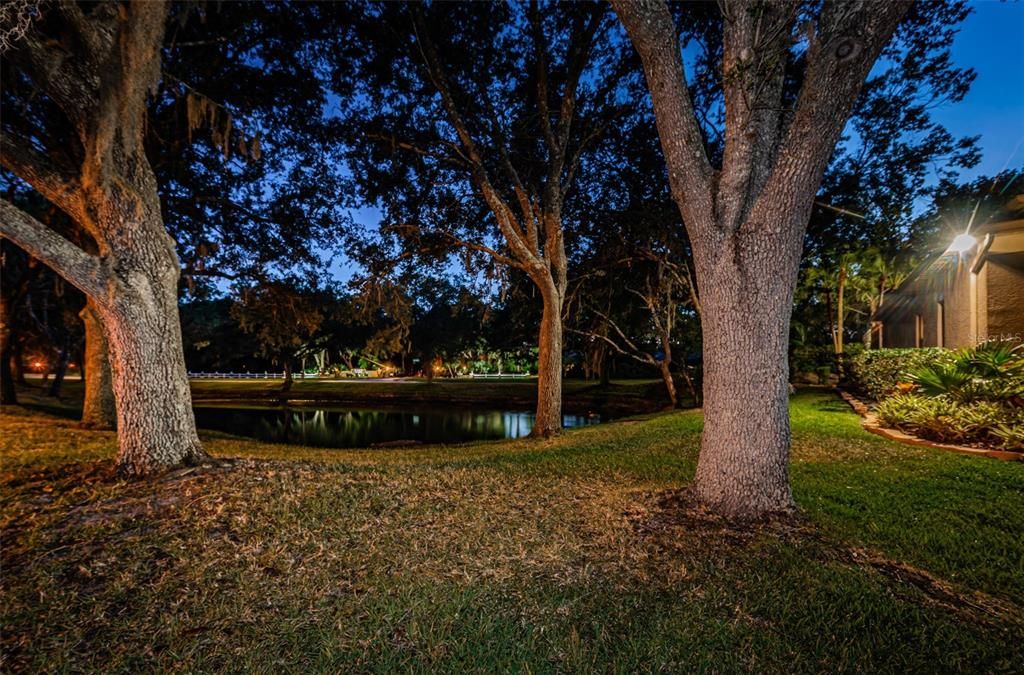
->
{"left": 2, "top": 391, "right": 1022, "bottom": 672}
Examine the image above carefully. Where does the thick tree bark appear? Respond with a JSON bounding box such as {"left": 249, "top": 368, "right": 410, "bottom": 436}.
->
{"left": 613, "top": 0, "right": 910, "bottom": 518}
{"left": 692, "top": 226, "right": 802, "bottom": 515}
{"left": 79, "top": 299, "right": 115, "bottom": 429}
{"left": 534, "top": 288, "right": 564, "bottom": 436}
{"left": 96, "top": 226, "right": 204, "bottom": 474}
{"left": 0, "top": 2, "right": 207, "bottom": 475}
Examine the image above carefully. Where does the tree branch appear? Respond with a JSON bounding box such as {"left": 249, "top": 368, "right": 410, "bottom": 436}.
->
{"left": 410, "top": 6, "right": 537, "bottom": 266}
{"left": 610, "top": 0, "right": 716, "bottom": 235}
{"left": 750, "top": 0, "right": 911, "bottom": 229}
{"left": 0, "top": 198, "right": 105, "bottom": 298}
{"left": 0, "top": 131, "right": 83, "bottom": 218}
{"left": 716, "top": 0, "right": 793, "bottom": 231}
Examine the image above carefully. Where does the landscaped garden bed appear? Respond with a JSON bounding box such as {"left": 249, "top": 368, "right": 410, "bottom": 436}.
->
{"left": 845, "top": 342, "right": 1024, "bottom": 455}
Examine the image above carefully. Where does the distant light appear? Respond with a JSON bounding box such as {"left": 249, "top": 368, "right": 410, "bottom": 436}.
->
{"left": 947, "top": 233, "right": 977, "bottom": 255}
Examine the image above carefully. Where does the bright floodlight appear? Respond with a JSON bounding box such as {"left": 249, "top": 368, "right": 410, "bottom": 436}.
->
{"left": 947, "top": 232, "right": 977, "bottom": 254}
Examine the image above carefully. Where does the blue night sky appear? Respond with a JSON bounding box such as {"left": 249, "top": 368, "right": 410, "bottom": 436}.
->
{"left": 933, "top": 0, "right": 1024, "bottom": 179}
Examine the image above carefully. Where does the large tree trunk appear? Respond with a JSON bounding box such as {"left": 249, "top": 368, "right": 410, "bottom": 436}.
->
{"left": 97, "top": 233, "right": 204, "bottom": 475}
{"left": 79, "top": 299, "right": 115, "bottom": 429}
{"left": 0, "top": 3, "right": 207, "bottom": 477}
{"left": 533, "top": 288, "right": 564, "bottom": 437}
{"left": 691, "top": 229, "right": 799, "bottom": 517}
{"left": 612, "top": 0, "right": 909, "bottom": 519}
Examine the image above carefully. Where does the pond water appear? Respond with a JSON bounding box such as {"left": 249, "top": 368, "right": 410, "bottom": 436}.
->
{"left": 193, "top": 405, "right": 606, "bottom": 448}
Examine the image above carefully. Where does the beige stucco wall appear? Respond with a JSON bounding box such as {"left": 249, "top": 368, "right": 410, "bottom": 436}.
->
{"left": 985, "top": 255, "right": 1024, "bottom": 342}
{"left": 876, "top": 224, "right": 1023, "bottom": 349}
{"left": 943, "top": 259, "right": 973, "bottom": 347}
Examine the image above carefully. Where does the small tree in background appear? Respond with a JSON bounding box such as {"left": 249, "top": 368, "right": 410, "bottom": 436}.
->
{"left": 231, "top": 281, "right": 324, "bottom": 393}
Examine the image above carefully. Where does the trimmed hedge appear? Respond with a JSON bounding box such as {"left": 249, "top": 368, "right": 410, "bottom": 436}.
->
{"left": 846, "top": 348, "right": 953, "bottom": 400}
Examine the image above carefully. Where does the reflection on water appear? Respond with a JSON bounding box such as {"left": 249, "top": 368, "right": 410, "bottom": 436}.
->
{"left": 193, "top": 406, "right": 604, "bottom": 448}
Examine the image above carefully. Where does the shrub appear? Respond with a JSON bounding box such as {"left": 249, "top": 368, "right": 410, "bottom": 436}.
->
{"left": 907, "top": 340, "right": 1024, "bottom": 403}
{"left": 847, "top": 348, "right": 953, "bottom": 400}
{"left": 790, "top": 344, "right": 834, "bottom": 378}
{"left": 991, "top": 418, "right": 1024, "bottom": 452}
{"left": 875, "top": 394, "right": 1021, "bottom": 449}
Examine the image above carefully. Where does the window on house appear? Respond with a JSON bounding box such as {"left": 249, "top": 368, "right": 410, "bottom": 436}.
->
{"left": 937, "top": 301, "right": 945, "bottom": 347}
{"left": 915, "top": 313, "right": 925, "bottom": 348}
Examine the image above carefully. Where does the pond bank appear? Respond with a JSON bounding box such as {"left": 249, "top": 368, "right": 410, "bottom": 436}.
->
{"left": 189, "top": 378, "right": 673, "bottom": 417}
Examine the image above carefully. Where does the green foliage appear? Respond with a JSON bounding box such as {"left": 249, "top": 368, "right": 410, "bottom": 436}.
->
{"left": 963, "top": 340, "right": 1024, "bottom": 379}
{"left": 846, "top": 348, "right": 952, "bottom": 399}
{"left": 906, "top": 361, "right": 974, "bottom": 398}
{"left": 863, "top": 342, "right": 1024, "bottom": 451}
{"left": 790, "top": 344, "right": 834, "bottom": 377}
{"left": 876, "top": 394, "right": 1022, "bottom": 450}
{"left": 907, "top": 340, "right": 1024, "bottom": 403}
{"left": 991, "top": 421, "right": 1024, "bottom": 451}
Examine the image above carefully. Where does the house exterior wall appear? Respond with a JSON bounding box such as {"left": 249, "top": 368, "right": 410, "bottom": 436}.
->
{"left": 986, "top": 255, "right": 1024, "bottom": 342}
{"left": 875, "top": 224, "right": 1023, "bottom": 349}
{"left": 943, "top": 259, "right": 973, "bottom": 347}
{"left": 882, "top": 310, "right": 918, "bottom": 348}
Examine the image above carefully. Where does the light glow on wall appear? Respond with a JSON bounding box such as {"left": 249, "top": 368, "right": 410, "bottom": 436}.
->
{"left": 947, "top": 233, "right": 978, "bottom": 255}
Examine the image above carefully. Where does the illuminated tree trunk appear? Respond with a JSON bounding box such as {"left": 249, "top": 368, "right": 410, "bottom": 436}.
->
{"left": 99, "top": 250, "right": 203, "bottom": 473}
{"left": 692, "top": 229, "right": 801, "bottom": 515}
{"left": 534, "top": 286, "right": 564, "bottom": 437}
{"left": 613, "top": 0, "right": 910, "bottom": 518}
{"left": 0, "top": 2, "right": 206, "bottom": 475}
{"left": 79, "top": 299, "right": 115, "bottom": 429}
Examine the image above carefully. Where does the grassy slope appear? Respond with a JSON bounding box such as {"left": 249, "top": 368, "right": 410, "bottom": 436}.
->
{"left": 1, "top": 391, "right": 1022, "bottom": 672}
